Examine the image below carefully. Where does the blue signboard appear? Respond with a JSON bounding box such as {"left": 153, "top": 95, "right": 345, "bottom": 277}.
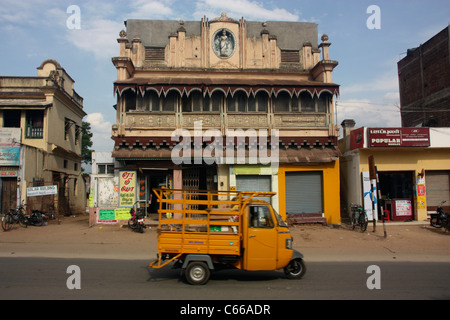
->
{"left": 0, "top": 147, "right": 20, "bottom": 166}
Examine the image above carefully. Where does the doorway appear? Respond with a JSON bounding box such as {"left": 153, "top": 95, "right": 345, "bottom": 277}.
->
{"left": 1, "top": 178, "right": 17, "bottom": 212}
{"left": 378, "top": 171, "right": 414, "bottom": 220}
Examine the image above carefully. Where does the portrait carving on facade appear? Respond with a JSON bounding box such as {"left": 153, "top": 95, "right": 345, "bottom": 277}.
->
{"left": 212, "top": 28, "right": 235, "bottom": 58}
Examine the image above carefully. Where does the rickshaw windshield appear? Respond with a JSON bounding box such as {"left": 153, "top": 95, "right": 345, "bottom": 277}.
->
{"left": 274, "top": 209, "right": 288, "bottom": 227}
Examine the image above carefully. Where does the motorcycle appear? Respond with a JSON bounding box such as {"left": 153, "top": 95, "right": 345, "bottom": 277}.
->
{"left": 430, "top": 201, "right": 448, "bottom": 228}
{"left": 24, "top": 210, "right": 47, "bottom": 226}
{"left": 128, "top": 205, "right": 146, "bottom": 233}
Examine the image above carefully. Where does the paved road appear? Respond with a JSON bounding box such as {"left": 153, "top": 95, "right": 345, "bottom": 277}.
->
{"left": 1, "top": 257, "right": 449, "bottom": 301}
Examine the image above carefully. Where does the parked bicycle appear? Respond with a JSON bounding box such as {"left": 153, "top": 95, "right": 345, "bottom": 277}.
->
{"left": 1, "top": 203, "right": 27, "bottom": 231}
{"left": 350, "top": 203, "right": 368, "bottom": 232}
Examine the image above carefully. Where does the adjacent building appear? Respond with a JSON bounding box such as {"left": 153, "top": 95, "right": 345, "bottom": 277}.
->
{"left": 339, "top": 120, "right": 450, "bottom": 222}
{"left": 0, "top": 59, "right": 87, "bottom": 215}
{"left": 398, "top": 26, "right": 450, "bottom": 127}
{"left": 108, "top": 13, "right": 341, "bottom": 224}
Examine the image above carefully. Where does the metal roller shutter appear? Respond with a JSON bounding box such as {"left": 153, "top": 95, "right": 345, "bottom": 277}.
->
{"left": 236, "top": 175, "right": 271, "bottom": 201}
{"left": 425, "top": 170, "right": 450, "bottom": 210}
{"left": 285, "top": 171, "right": 323, "bottom": 214}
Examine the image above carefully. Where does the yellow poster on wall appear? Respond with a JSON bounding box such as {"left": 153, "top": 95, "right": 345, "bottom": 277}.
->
{"left": 119, "top": 171, "right": 136, "bottom": 207}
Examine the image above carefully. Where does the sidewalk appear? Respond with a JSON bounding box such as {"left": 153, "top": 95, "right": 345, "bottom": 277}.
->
{"left": 1, "top": 214, "right": 449, "bottom": 262}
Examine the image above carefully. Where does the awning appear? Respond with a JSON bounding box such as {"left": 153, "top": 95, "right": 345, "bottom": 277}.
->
{"left": 0, "top": 99, "right": 52, "bottom": 108}
{"left": 112, "top": 145, "right": 340, "bottom": 164}
{"left": 51, "top": 144, "right": 83, "bottom": 160}
{"left": 113, "top": 77, "right": 339, "bottom": 98}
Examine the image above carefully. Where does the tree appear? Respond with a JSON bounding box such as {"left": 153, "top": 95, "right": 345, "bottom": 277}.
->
{"left": 81, "top": 121, "right": 94, "bottom": 165}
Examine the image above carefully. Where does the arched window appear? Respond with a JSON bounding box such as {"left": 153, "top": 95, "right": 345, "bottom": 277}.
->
{"left": 256, "top": 91, "right": 268, "bottom": 112}
{"left": 300, "top": 91, "right": 314, "bottom": 112}
{"left": 274, "top": 91, "right": 290, "bottom": 112}
{"left": 227, "top": 91, "right": 248, "bottom": 112}
{"left": 317, "top": 93, "right": 330, "bottom": 113}
{"left": 123, "top": 89, "right": 136, "bottom": 112}
{"left": 149, "top": 91, "right": 161, "bottom": 111}
{"left": 182, "top": 90, "right": 202, "bottom": 112}
{"left": 210, "top": 91, "right": 222, "bottom": 112}
{"left": 162, "top": 91, "right": 177, "bottom": 112}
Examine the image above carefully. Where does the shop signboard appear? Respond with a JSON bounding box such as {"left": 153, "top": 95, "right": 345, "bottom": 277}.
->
{"left": 119, "top": 171, "right": 136, "bottom": 207}
{"left": 0, "top": 146, "right": 20, "bottom": 166}
{"left": 368, "top": 128, "right": 430, "bottom": 147}
{"left": 27, "top": 185, "right": 58, "bottom": 197}
{"left": 350, "top": 127, "right": 365, "bottom": 150}
{"left": 0, "top": 128, "right": 21, "bottom": 166}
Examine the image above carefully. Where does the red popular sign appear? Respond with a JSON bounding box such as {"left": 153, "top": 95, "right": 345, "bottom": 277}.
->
{"left": 368, "top": 128, "right": 430, "bottom": 147}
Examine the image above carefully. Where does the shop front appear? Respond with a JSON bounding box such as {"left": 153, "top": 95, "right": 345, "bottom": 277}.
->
{"left": 340, "top": 124, "right": 450, "bottom": 222}
{"left": 278, "top": 162, "right": 340, "bottom": 225}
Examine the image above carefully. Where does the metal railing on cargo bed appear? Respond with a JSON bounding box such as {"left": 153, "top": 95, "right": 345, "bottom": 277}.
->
{"left": 152, "top": 188, "right": 275, "bottom": 232}
{"left": 149, "top": 188, "right": 275, "bottom": 268}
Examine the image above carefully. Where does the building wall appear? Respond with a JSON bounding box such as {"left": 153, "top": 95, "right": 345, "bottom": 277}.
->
{"left": 0, "top": 60, "right": 86, "bottom": 215}
{"left": 277, "top": 161, "right": 340, "bottom": 224}
{"left": 398, "top": 26, "right": 450, "bottom": 127}
{"left": 110, "top": 15, "right": 340, "bottom": 225}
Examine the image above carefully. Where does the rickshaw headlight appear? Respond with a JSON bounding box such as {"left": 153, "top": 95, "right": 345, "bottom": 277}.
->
{"left": 286, "top": 238, "right": 293, "bottom": 249}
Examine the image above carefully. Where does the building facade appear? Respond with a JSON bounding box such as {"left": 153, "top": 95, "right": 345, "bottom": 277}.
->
{"left": 339, "top": 120, "right": 450, "bottom": 222}
{"left": 110, "top": 13, "right": 341, "bottom": 224}
{"left": 0, "top": 59, "right": 87, "bottom": 215}
{"left": 398, "top": 26, "right": 450, "bottom": 127}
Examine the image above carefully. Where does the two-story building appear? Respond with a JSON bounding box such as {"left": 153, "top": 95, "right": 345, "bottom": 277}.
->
{"left": 0, "top": 59, "right": 87, "bottom": 215}
{"left": 110, "top": 13, "right": 341, "bottom": 224}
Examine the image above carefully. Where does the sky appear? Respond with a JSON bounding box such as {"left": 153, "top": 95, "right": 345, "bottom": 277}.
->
{"left": 1, "top": 0, "right": 449, "bottom": 152}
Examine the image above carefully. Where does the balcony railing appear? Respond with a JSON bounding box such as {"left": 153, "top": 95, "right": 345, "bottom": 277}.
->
{"left": 26, "top": 126, "right": 43, "bottom": 139}
{"left": 123, "top": 112, "right": 329, "bottom": 130}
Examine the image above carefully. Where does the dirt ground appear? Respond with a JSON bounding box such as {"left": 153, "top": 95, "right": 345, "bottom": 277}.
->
{"left": 1, "top": 214, "right": 449, "bottom": 262}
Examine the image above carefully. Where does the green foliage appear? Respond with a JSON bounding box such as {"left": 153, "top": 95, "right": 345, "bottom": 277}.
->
{"left": 81, "top": 121, "right": 94, "bottom": 164}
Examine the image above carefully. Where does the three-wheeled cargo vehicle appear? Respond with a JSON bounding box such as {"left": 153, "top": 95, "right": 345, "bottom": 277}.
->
{"left": 149, "top": 188, "right": 306, "bottom": 285}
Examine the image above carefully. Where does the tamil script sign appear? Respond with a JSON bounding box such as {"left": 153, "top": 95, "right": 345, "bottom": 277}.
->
{"left": 368, "top": 128, "right": 430, "bottom": 147}
{"left": 119, "top": 171, "right": 136, "bottom": 207}
{"left": 27, "top": 185, "right": 58, "bottom": 197}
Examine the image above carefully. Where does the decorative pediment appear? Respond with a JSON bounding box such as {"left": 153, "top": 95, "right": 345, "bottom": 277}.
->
{"left": 209, "top": 12, "right": 239, "bottom": 24}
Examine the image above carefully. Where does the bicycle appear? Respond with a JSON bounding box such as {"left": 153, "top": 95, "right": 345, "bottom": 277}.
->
{"left": 350, "top": 203, "right": 368, "bottom": 232}
{"left": 1, "top": 203, "right": 27, "bottom": 231}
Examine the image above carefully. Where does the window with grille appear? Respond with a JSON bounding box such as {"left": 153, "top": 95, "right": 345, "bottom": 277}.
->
{"left": 281, "top": 50, "right": 299, "bottom": 63}
{"left": 145, "top": 47, "right": 165, "bottom": 61}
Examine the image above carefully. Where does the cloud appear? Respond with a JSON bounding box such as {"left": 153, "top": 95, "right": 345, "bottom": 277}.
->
{"left": 127, "top": 0, "right": 175, "bottom": 19}
{"left": 193, "top": 0, "right": 299, "bottom": 21}
{"left": 86, "top": 113, "right": 114, "bottom": 151}
{"left": 336, "top": 99, "right": 401, "bottom": 129}
{"left": 338, "top": 69, "right": 401, "bottom": 129}
{"left": 344, "top": 72, "right": 399, "bottom": 95}
{"left": 86, "top": 112, "right": 112, "bottom": 132}
{"left": 65, "top": 18, "right": 123, "bottom": 60}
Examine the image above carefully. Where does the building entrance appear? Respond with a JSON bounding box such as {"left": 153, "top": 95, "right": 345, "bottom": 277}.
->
{"left": 379, "top": 171, "right": 414, "bottom": 221}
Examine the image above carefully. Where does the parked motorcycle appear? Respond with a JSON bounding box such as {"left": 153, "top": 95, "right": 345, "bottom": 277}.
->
{"left": 430, "top": 201, "right": 448, "bottom": 228}
{"left": 128, "top": 205, "right": 146, "bottom": 233}
{"left": 24, "top": 210, "right": 47, "bottom": 226}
